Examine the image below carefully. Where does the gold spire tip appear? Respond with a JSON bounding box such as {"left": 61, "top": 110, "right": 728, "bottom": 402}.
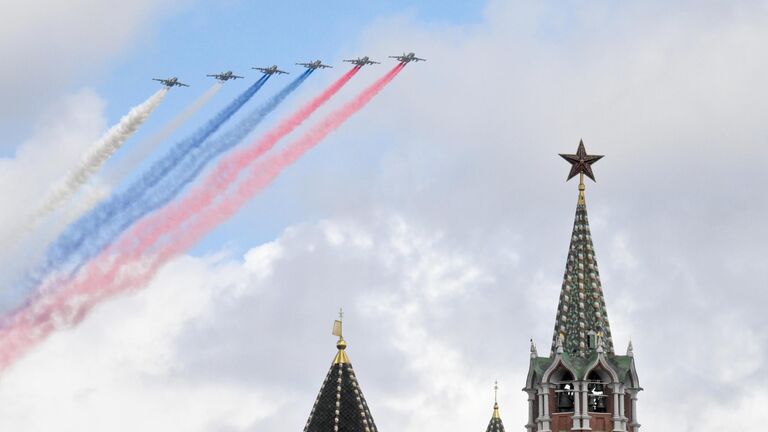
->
{"left": 492, "top": 380, "right": 501, "bottom": 418}
{"left": 332, "top": 308, "right": 349, "bottom": 364}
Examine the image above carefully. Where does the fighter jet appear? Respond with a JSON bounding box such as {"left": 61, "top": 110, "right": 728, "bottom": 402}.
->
{"left": 253, "top": 65, "right": 289, "bottom": 75}
{"left": 296, "top": 60, "right": 332, "bottom": 70}
{"left": 342, "top": 56, "right": 380, "bottom": 67}
{"left": 206, "top": 71, "right": 244, "bottom": 82}
{"left": 153, "top": 77, "right": 189, "bottom": 88}
{"left": 389, "top": 52, "right": 426, "bottom": 63}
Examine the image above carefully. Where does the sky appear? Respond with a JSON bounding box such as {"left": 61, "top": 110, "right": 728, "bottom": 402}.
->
{"left": 0, "top": 0, "right": 767, "bottom": 431}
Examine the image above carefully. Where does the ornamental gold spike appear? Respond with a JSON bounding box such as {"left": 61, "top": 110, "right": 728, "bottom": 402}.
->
{"left": 332, "top": 308, "right": 349, "bottom": 365}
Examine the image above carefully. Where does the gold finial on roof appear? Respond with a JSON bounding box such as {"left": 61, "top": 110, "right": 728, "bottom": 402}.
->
{"left": 332, "top": 308, "right": 349, "bottom": 364}
{"left": 492, "top": 380, "right": 501, "bottom": 419}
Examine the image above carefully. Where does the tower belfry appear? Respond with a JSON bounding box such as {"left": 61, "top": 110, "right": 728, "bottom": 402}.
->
{"left": 523, "top": 141, "right": 641, "bottom": 432}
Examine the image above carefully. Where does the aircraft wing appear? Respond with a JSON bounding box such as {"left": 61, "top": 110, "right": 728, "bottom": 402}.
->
{"left": 234, "top": 75, "right": 244, "bottom": 79}
{"left": 179, "top": 82, "right": 190, "bottom": 87}
{"left": 413, "top": 57, "right": 426, "bottom": 62}
{"left": 277, "top": 70, "right": 288, "bottom": 75}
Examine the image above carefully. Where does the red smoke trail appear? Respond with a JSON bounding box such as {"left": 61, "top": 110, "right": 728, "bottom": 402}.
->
{"left": 0, "top": 64, "right": 404, "bottom": 371}
{"left": 151, "top": 63, "right": 405, "bottom": 254}
{"left": 121, "top": 66, "right": 361, "bottom": 253}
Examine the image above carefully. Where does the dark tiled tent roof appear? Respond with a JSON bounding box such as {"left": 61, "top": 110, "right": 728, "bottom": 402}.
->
{"left": 304, "top": 338, "right": 378, "bottom": 432}
{"left": 485, "top": 402, "right": 506, "bottom": 432}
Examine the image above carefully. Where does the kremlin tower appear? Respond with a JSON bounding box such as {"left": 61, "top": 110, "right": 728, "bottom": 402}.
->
{"left": 523, "top": 142, "right": 641, "bottom": 432}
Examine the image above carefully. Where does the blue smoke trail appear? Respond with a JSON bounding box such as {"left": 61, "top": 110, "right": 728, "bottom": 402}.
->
{"left": 36, "top": 70, "right": 312, "bottom": 287}
{"left": 24, "top": 75, "right": 270, "bottom": 289}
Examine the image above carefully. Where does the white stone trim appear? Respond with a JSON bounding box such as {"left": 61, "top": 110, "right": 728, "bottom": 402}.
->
{"left": 541, "top": 356, "right": 578, "bottom": 383}
{"left": 583, "top": 352, "right": 620, "bottom": 383}
{"left": 525, "top": 390, "right": 536, "bottom": 432}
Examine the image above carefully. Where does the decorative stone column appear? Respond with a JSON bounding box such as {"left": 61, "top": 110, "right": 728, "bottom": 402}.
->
{"left": 537, "top": 392, "right": 544, "bottom": 430}
{"left": 581, "top": 381, "right": 592, "bottom": 431}
{"left": 612, "top": 384, "right": 626, "bottom": 432}
{"left": 526, "top": 390, "right": 537, "bottom": 432}
{"left": 570, "top": 381, "right": 591, "bottom": 431}
{"left": 628, "top": 389, "right": 641, "bottom": 432}
{"left": 571, "top": 380, "right": 582, "bottom": 430}
{"left": 537, "top": 385, "right": 552, "bottom": 432}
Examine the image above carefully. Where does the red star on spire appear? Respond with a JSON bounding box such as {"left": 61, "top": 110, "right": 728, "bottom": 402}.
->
{"left": 559, "top": 139, "right": 604, "bottom": 182}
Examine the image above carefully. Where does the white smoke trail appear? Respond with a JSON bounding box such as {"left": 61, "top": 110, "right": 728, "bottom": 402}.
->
{"left": 107, "top": 83, "right": 222, "bottom": 185}
{"left": 0, "top": 88, "right": 168, "bottom": 268}
{"left": 0, "top": 89, "right": 166, "bottom": 284}
{"left": 31, "top": 88, "right": 169, "bottom": 223}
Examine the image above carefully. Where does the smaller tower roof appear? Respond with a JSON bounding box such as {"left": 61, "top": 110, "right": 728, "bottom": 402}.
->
{"left": 485, "top": 381, "right": 506, "bottom": 432}
{"left": 304, "top": 310, "right": 378, "bottom": 432}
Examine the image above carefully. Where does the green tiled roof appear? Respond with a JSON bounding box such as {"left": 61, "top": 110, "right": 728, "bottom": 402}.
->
{"left": 530, "top": 357, "right": 555, "bottom": 377}
{"left": 550, "top": 196, "right": 614, "bottom": 357}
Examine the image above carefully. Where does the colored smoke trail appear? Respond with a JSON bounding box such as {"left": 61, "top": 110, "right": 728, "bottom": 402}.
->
{"left": 126, "top": 66, "right": 361, "bottom": 249}
{"left": 0, "top": 89, "right": 168, "bottom": 276}
{"left": 32, "top": 88, "right": 169, "bottom": 222}
{"left": 0, "top": 65, "right": 404, "bottom": 371}
{"left": 148, "top": 64, "right": 404, "bottom": 254}
{"left": 42, "top": 71, "right": 310, "bottom": 281}
{"left": 133, "top": 69, "right": 315, "bottom": 227}
{"left": 31, "top": 76, "right": 270, "bottom": 286}
{"left": 108, "top": 82, "right": 223, "bottom": 185}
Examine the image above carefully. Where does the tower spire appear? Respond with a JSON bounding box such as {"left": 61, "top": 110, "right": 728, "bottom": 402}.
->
{"left": 485, "top": 381, "right": 506, "bottom": 432}
{"left": 304, "top": 312, "right": 378, "bottom": 432}
{"left": 551, "top": 140, "right": 613, "bottom": 357}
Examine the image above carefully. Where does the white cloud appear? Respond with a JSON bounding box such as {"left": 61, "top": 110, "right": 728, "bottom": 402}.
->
{"left": 0, "top": 91, "right": 108, "bottom": 287}
{"left": 0, "top": 215, "right": 507, "bottom": 431}
{"left": 0, "top": 0, "right": 181, "bottom": 285}
{"left": 0, "top": 0, "right": 181, "bottom": 133}
{"left": 0, "top": 254, "right": 278, "bottom": 432}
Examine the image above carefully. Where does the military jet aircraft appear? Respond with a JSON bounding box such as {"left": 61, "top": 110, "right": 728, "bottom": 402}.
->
{"left": 342, "top": 56, "right": 379, "bottom": 67}
{"left": 296, "top": 60, "right": 332, "bottom": 70}
{"left": 153, "top": 77, "right": 189, "bottom": 88}
{"left": 389, "top": 52, "right": 426, "bottom": 63}
{"left": 206, "top": 71, "right": 244, "bottom": 82}
{"left": 253, "top": 65, "right": 289, "bottom": 75}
